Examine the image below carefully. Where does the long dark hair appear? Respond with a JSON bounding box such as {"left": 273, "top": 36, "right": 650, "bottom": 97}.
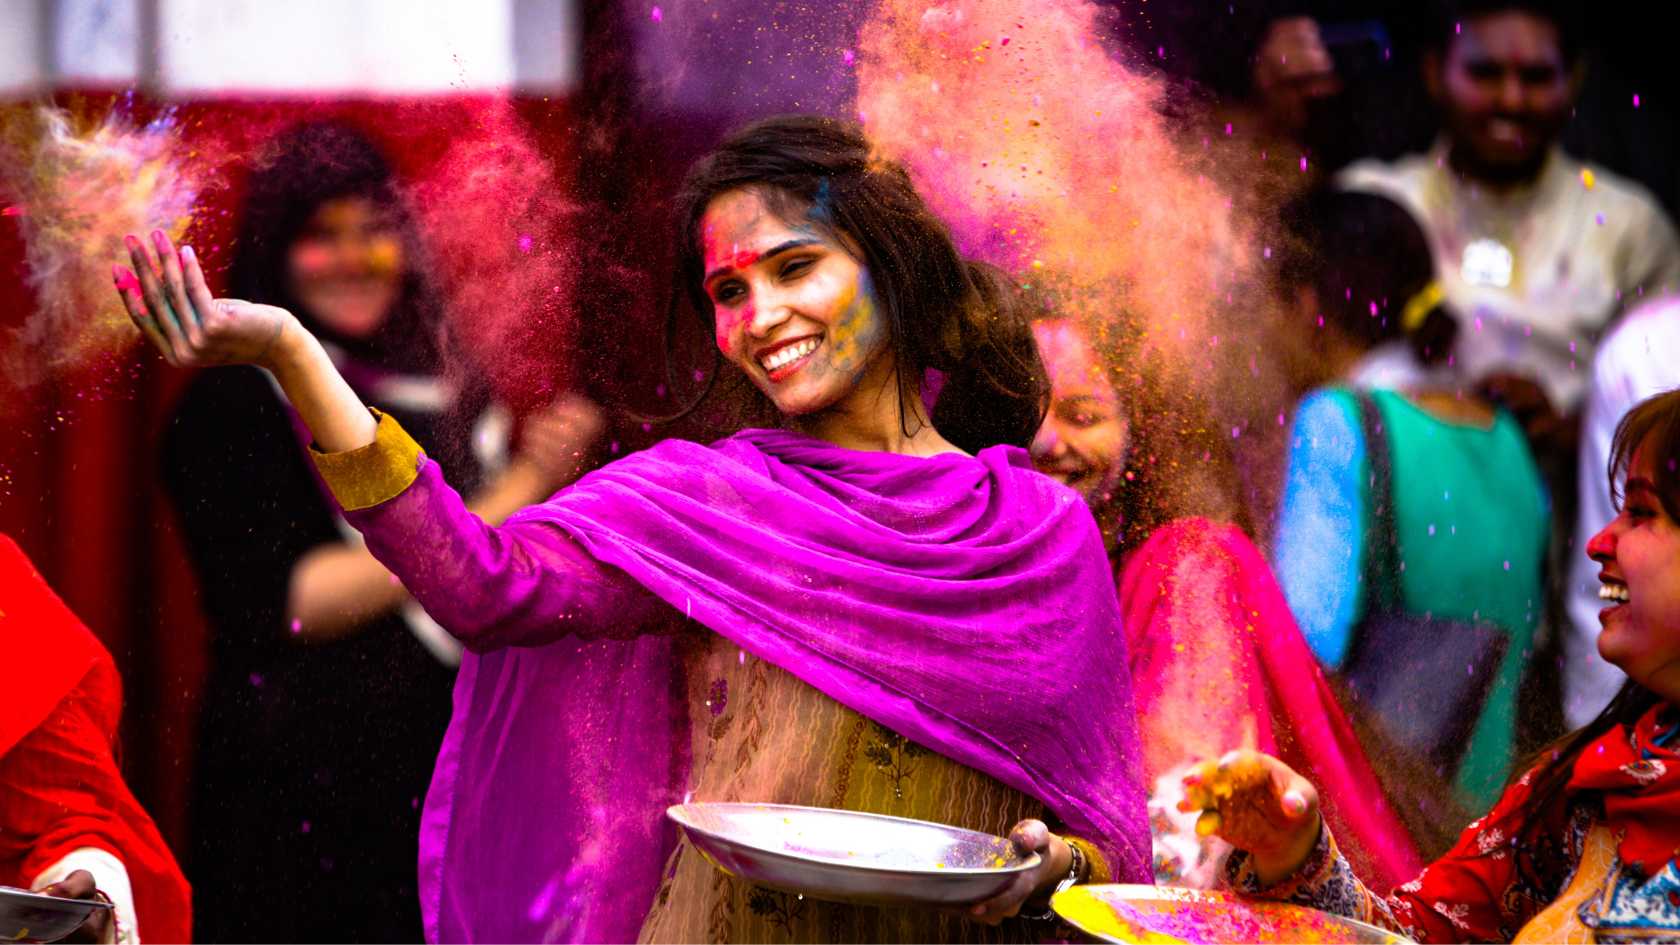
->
{"left": 1508, "top": 388, "right": 1680, "bottom": 871}
{"left": 666, "top": 115, "right": 1048, "bottom": 454}
{"left": 229, "top": 121, "right": 448, "bottom": 375}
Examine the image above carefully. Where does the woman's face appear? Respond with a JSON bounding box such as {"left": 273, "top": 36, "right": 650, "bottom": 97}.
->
{"left": 700, "top": 187, "right": 888, "bottom": 418}
{"left": 1029, "top": 319, "right": 1129, "bottom": 507}
{"left": 1587, "top": 446, "right": 1680, "bottom": 698}
{"left": 285, "top": 196, "right": 404, "bottom": 340}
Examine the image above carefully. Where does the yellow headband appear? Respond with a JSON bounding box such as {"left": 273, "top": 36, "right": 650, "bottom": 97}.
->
{"left": 1401, "top": 281, "right": 1444, "bottom": 334}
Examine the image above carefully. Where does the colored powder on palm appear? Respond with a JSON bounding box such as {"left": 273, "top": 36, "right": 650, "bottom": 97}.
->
{"left": 0, "top": 105, "right": 206, "bottom": 389}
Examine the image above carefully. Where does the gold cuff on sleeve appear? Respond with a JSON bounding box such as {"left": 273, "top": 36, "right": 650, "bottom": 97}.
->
{"left": 310, "top": 408, "right": 425, "bottom": 511}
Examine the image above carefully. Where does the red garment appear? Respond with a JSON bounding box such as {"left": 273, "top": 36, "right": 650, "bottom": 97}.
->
{"left": 1233, "top": 766, "right": 1577, "bottom": 943}
{"left": 1240, "top": 715, "right": 1680, "bottom": 942}
{"left": 1117, "top": 517, "right": 1425, "bottom": 892}
{"left": 0, "top": 534, "right": 192, "bottom": 943}
{"left": 1568, "top": 703, "right": 1680, "bottom": 874}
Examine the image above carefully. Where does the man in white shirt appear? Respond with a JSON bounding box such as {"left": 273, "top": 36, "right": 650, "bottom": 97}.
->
{"left": 1338, "top": 0, "right": 1680, "bottom": 431}
{"left": 1336, "top": 0, "right": 1680, "bottom": 749}
{"left": 1563, "top": 299, "right": 1680, "bottom": 725}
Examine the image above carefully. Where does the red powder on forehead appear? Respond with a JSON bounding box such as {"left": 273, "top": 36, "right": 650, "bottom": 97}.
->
{"left": 706, "top": 248, "right": 763, "bottom": 276}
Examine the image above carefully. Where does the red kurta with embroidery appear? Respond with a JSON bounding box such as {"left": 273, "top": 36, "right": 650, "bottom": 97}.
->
{"left": 1231, "top": 706, "right": 1680, "bottom": 942}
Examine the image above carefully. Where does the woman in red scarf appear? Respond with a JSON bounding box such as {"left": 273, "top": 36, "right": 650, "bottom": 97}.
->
{"left": 0, "top": 535, "right": 192, "bottom": 943}
{"left": 1185, "top": 387, "right": 1680, "bottom": 942}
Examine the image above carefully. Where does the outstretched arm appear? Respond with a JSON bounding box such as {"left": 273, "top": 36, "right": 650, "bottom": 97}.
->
{"left": 1185, "top": 751, "right": 1554, "bottom": 944}
{"left": 118, "top": 232, "right": 658, "bottom": 648}
{"left": 313, "top": 411, "right": 658, "bottom": 649}
{"left": 287, "top": 396, "right": 607, "bottom": 642}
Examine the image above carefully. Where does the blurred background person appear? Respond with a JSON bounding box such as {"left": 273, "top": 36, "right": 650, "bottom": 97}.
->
{"left": 1332, "top": 0, "right": 1680, "bottom": 779}
{"left": 1026, "top": 292, "right": 1425, "bottom": 892}
{"left": 1336, "top": 0, "right": 1680, "bottom": 454}
{"left": 1272, "top": 189, "right": 1551, "bottom": 817}
{"left": 2, "top": 533, "right": 192, "bottom": 944}
{"left": 161, "top": 121, "right": 597, "bottom": 943}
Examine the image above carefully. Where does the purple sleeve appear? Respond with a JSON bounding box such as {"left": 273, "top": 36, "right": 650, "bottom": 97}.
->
{"left": 345, "top": 458, "right": 664, "bottom": 651}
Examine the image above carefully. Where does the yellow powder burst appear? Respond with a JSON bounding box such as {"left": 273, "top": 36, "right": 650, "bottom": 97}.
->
{"left": 0, "top": 105, "right": 201, "bottom": 388}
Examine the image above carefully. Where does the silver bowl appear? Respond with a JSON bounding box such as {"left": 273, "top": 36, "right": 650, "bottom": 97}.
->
{"left": 667, "top": 802, "right": 1040, "bottom": 907}
{"left": 0, "top": 887, "right": 112, "bottom": 944}
{"left": 1052, "top": 884, "right": 1411, "bottom": 944}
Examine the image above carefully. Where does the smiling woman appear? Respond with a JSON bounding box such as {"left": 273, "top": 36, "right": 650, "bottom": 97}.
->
{"left": 114, "top": 114, "right": 1151, "bottom": 943}
{"left": 153, "top": 122, "right": 598, "bottom": 943}
{"left": 1587, "top": 391, "right": 1680, "bottom": 700}
{"left": 670, "top": 115, "right": 1050, "bottom": 458}
{"left": 1177, "top": 388, "right": 1680, "bottom": 943}
{"left": 699, "top": 188, "right": 892, "bottom": 422}
{"left": 1024, "top": 307, "right": 1423, "bottom": 895}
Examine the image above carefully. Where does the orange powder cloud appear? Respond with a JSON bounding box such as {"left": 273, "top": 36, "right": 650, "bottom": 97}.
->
{"left": 0, "top": 105, "right": 204, "bottom": 390}
{"left": 854, "top": 0, "right": 1293, "bottom": 526}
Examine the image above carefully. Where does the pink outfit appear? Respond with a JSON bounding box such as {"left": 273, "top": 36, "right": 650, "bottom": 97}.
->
{"left": 1118, "top": 517, "right": 1425, "bottom": 892}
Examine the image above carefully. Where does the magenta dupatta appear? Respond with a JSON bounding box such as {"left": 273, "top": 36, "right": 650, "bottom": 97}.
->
{"left": 400, "top": 429, "right": 1152, "bottom": 943}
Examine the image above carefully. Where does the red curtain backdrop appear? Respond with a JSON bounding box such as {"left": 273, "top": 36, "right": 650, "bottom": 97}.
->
{"left": 0, "top": 89, "right": 578, "bottom": 855}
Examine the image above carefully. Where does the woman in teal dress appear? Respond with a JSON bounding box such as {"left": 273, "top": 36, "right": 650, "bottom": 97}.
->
{"left": 1271, "top": 190, "right": 1550, "bottom": 815}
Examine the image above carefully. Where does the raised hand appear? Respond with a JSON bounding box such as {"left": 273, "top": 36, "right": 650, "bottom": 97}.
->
{"left": 514, "top": 395, "right": 607, "bottom": 494}
{"left": 114, "top": 229, "right": 297, "bottom": 369}
{"left": 114, "top": 228, "right": 377, "bottom": 452}
{"left": 1178, "top": 749, "right": 1322, "bottom": 885}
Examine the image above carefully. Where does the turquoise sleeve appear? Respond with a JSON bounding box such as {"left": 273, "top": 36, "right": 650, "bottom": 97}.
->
{"left": 1272, "top": 390, "right": 1368, "bottom": 669}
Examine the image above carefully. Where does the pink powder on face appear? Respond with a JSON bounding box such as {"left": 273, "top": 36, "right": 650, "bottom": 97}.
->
{"left": 714, "top": 303, "right": 753, "bottom": 356}
{"left": 288, "top": 242, "right": 335, "bottom": 278}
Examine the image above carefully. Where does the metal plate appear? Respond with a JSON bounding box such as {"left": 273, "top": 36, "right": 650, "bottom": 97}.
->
{"left": 667, "top": 802, "right": 1040, "bottom": 907}
{"left": 0, "top": 886, "right": 112, "bottom": 944}
{"left": 1052, "top": 884, "right": 1412, "bottom": 944}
